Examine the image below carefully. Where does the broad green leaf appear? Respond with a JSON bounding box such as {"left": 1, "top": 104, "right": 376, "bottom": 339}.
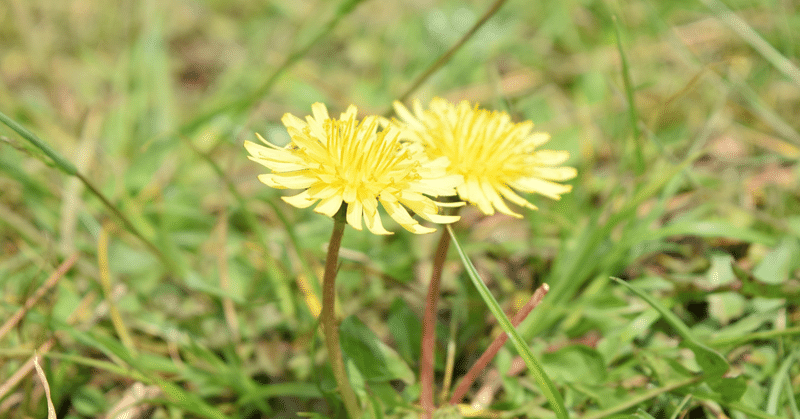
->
{"left": 340, "top": 316, "right": 415, "bottom": 384}
{"left": 612, "top": 277, "right": 729, "bottom": 380}
{"left": 634, "top": 409, "right": 657, "bottom": 419}
{"left": 386, "top": 298, "right": 422, "bottom": 365}
{"left": 158, "top": 379, "right": 229, "bottom": 419}
{"left": 542, "top": 345, "right": 607, "bottom": 385}
{"left": 709, "top": 376, "right": 747, "bottom": 403}
{"left": 753, "top": 237, "right": 799, "bottom": 285}
{"left": 705, "top": 253, "right": 736, "bottom": 286}
{"left": 657, "top": 220, "right": 777, "bottom": 247}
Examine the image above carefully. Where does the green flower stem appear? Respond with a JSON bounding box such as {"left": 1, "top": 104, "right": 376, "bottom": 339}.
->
{"left": 449, "top": 283, "right": 549, "bottom": 405}
{"left": 419, "top": 225, "right": 452, "bottom": 419}
{"left": 321, "top": 206, "right": 361, "bottom": 419}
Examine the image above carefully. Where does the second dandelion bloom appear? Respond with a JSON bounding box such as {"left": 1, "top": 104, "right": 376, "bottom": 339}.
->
{"left": 245, "top": 103, "right": 462, "bottom": 235}
{"left": 394, "top": 98, "right": 577, "bottom": 218}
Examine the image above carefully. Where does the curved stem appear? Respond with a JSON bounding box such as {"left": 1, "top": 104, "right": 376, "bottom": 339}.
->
{"left": 321, "top": 206, "right": 362, "bottom": 418}
{"left": 419, "top": 227, "right": 452, "bottom": 418}
{"left": 449, "top": 284, "right": 549, "bottom": 405}
{"left": 420, "top": 206, "right": 461, "bottom": 418}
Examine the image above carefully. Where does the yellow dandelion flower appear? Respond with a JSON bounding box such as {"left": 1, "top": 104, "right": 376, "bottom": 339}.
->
{"left": 393, "top": 98, "right": 577, "bottom": 218}
{"left": 245, "top": 102, "right": 462, "bottom": 235}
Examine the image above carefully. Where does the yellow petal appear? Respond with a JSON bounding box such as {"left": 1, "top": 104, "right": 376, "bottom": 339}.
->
{"left": 346, "top": 201, "right": 364, "bottom": 231}
{"left": 380, "top": 197, "right": 435, "bottom": 234}
{"left": 314, "top": 194, "right": 343, "bottom": 217}
{"left": 496, "top": 184, "right": 538, "bottom": 210}
{"left": 282, "top": 191, "right": 317, "bottom": 208}
{"left": 480, "top": 180, "right": 521, "bottom": 218}
{"left": 531, "top": 150, "right": 571, "bottom": 166}
{"left": 281, "top": 113, "right": 307, "bottom": 131}
{"left": 528, "top": 132, "right": 551, "bottom": 147}
{"left": 461, "top": 178, "right": 494, "bottom": 215}
{"left": 258, "top": 173, "right": 316, "bottom": 189}
{"left": 311, "top": 102, "right": 330, "bottom": 122}
{"left": 363, "top": 203, "right": 391, "bottom": 235}
{"left": 511, "top": 177, "right": 573, "bottom": 200}
{"left": 531, "top": 166, "right": 578, "bottom": 181}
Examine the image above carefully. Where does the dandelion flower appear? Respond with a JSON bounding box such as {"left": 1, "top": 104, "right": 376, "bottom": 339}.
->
{"left": 394, "top": 98, "right": 577, "bottom": 218}
{"left": 245, "top": 102, "right": 462, "bottom": 235}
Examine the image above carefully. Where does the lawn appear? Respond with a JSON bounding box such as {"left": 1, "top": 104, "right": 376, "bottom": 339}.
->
{"left": 1, "top": 0, "right": 798, "bottom": 418}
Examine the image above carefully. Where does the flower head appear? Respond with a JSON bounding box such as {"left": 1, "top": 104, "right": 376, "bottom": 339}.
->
{"left": 394, "top": 98, "right": 577, "bottom": 218}
{"left": 245, "top": 103, "right": 462, "bottom": 235}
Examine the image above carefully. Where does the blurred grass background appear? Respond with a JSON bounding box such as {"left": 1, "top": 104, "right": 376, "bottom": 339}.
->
{"left": 1, "top": 0, "right": 798, "bottom": 418}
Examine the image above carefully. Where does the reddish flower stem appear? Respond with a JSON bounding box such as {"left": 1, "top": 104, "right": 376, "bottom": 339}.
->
{"left": 419, "top": 227, "right": 453, "bottom": 419}
{"left": 449, "top": 283, "right": 550, "bottom": 405}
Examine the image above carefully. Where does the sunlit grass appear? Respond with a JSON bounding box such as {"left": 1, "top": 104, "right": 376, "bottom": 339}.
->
{"left": 1, "top": 0, "right": 798, "bottom": 418}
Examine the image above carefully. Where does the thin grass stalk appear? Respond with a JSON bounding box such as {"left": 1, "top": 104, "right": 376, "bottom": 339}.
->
{"left": 612, "top": 16, "right": 645, "bottom": 176}
{"left": 447, "top": 225, "right": 569, "bottom": 419}
{"left": 98, "top": 224, "right": 137, "bottom": 355}
{"left": 183, "top": 137, "right": 300, "bottom": 318}
{"left": 0, "top": 110, "right": 173, "bottom": 270}
{"left": 581, "top": 376, "right": 702, "bottom": 419}
{"left": 0, "top": 253, "right": 78, "bottom": 342}
{"left": 700, "top": 0, "right": 800, "bottom": 88}
{"left": 449, "top": 283, "right": 549, "bottom": 405}
{"left": 388, "top": 0, "right": 508, "bottom": 116}
{"left": 179, "top": 0, "right": 367, "bottom": 137}
{"left": 321, "top": 206, "right": 361, "bottom": 419}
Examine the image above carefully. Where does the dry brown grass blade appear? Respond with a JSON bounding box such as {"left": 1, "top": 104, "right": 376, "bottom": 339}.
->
{"left": 104, "top": 382, "right": 161, "bottom": 419}
{"left": 33, "top": 354, "right": 57, "bottom": 419}
{"left": 0, "top": 253, "right": 78, "bottom": 342}
{"left": 216, "top": 208, "right": 241, "bottom": 343}
{"left": 0, "top": 292, "right": 97, "bottom": 405}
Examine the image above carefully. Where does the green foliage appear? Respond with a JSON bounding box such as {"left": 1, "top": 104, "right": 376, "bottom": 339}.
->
{"left": 1, "top": 0, "right": 798, "bottom": 417}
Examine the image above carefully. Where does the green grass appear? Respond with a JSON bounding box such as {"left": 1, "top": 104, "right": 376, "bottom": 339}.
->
{"left": 1, "top": 0, "right": 799, "bottom": 418}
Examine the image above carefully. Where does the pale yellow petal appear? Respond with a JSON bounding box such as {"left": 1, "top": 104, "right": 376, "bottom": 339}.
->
{"left": 281, "top": 114, "right": 307, "bottom": 132}
{"left": 311, "top": 102, "right": 330, "bottom": 122}
{"left": 282, "top": 191, "right": 317, "bottom": 208}
{"left": 258, "top": 173, "right": 315, "bottom": 189}
{"left": 346, "top": 201, "right": 363, "bottom": 231}
{"left": 307, "top": 184, "right": 341, "bottom": 200}
{"left": 511, "top": 177, "right": 573, "bottom": 200}
{"left": 528, "top": 132, "right": 551, "bottom": 147}
{"left": 363, "top": 203, "right": 391, "bottom": 235}
{"left": 340, "top": 104, "right": 357, "bottom": 121}
{"left": 397, "top": 194, "right": 459, "bottom": 225}
{"left": 247, "top": 154, "right": 308, "bottom": 172}
{"left": 531, "top": 150, "right": 571, "bottom": 166}
{"left": 342, "top": 184, "right": 357, "bottom": 203}
{"left": 460, "top": 178, "right": 494, "bottom": 215}
{"left": 314, "top": 194, "right": 343, "bottom": 217}
{"left": 530, "top": 166, "right": 578, "bottom": 181}
{"left": 380, "top": 197, "right": 435, "bottom": 234}
{"left": 480, "top": 180, "right": 522, "bottom": 218}
{"left": 394, "top": 101, "right": 425, "bottom": 130}
{"left": 496, "top": 184, "right": 538, "bottom": 211}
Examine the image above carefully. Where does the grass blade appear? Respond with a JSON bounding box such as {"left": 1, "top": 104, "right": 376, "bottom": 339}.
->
{"left": 0, "top": 110, "right": 77, "bottom": 175}
{"left": 613, "top": 16, "right": 645, "bottom": 175}
{"left": 700, "top": 0, "right": 800, "bottom": 88}
{"left": 611, "top": 277, "right": 729, "bottom": 380}
{"left": 766, "top": 349, "right": 798, "bottom": 414}
{"left": 447, "top": 226, "right": 569, "bottom": 419}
